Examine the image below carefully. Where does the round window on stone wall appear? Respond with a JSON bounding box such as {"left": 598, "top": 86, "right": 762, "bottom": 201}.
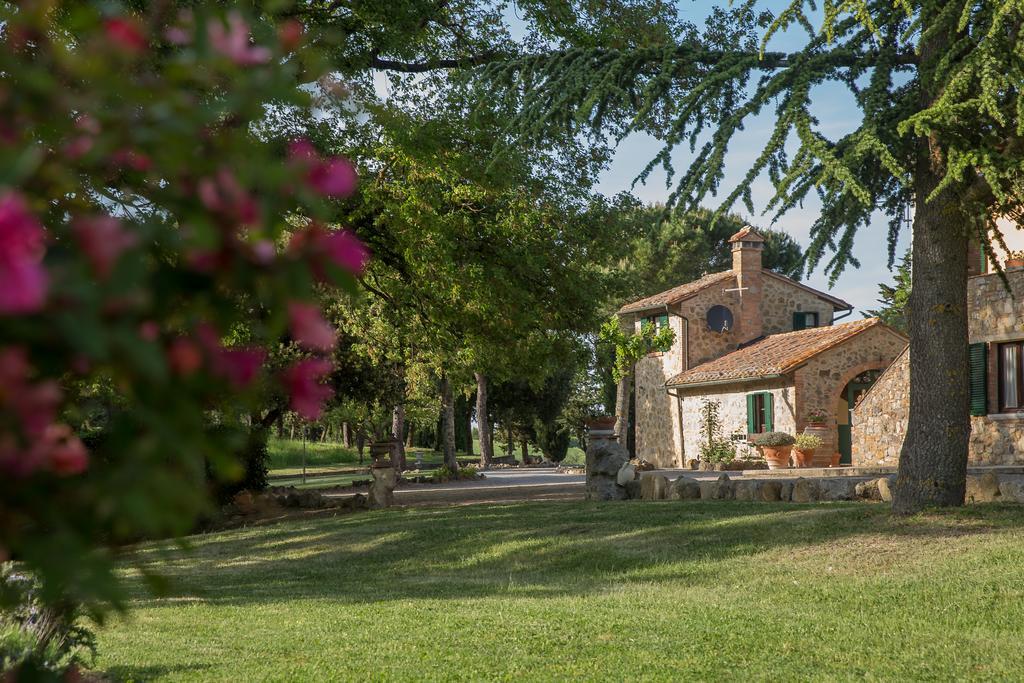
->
{"left": 707, "top": 305, "right": 733, "bottom": 333}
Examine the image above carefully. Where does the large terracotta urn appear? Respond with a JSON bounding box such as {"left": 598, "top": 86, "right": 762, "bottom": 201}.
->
{"left": 803, "top": 424, "right": 833, "bottom": 467}
{"left": 762, "top": 445, "right": 793, "bottom": 470}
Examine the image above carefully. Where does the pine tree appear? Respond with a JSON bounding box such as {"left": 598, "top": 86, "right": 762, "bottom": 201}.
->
{"left": 867, "top": 252, "right": 912, "bottom": 334}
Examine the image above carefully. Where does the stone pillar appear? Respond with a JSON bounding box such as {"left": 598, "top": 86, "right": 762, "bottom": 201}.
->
{"left": 369, "top": 440, "right": 398, "bottom": 509}
{"left": 585, "top": 417, "right": 628, "bottom": 501}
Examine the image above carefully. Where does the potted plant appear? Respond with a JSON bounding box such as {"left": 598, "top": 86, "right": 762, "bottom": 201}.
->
{"left": 1008, "top": 250, "right": 1024, "bottom": 268}
{"left": 749, "top": 431, "right": 795, "bottom": 470}
{"left": 805, "top": 408, "right": 829, "bottom": 426}
{"left": 793, "top": 433, "right": 823, "bottom": 467}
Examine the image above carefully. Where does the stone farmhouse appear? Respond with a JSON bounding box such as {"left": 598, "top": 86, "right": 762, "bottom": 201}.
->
{"left": 616, "top": 227, "right": 908, "bottom": 469}
{"left": 854, "top": 258, "right": 1024, "bottom": 465}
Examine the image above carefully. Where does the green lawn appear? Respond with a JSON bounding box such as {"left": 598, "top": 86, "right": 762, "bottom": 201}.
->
{"left": 96, "top": 501, "right": 1024, "bottom": 681}
{"left": 268, "top": 436, "right": 584, "bottom": 473}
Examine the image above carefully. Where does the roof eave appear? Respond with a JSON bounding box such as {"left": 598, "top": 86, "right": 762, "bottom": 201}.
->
{"left": 665, "top": 373, "right": 784, "bottom": 390}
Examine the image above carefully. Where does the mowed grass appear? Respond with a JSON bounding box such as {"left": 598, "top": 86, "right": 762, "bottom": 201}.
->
{"left": 95, "top": 501, "right": 1024, "bottom": 681}
{"left": 267, "top": 436, "right": 585, "bottom": 473}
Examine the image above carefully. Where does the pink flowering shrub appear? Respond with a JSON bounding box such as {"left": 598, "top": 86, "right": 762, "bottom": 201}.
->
{"left": 0, "top": 2, "right": 366, "bottom": 617}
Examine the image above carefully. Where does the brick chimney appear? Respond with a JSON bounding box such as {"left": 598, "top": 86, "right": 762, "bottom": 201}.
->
{"left": 729, "top": 226, "right": 765, "bottom": 343}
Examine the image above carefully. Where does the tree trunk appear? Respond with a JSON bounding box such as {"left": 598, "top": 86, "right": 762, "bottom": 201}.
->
{"left": 891, "top": 20, "right": 973, "bottom": 515}
{"left": 440, "top": 375, "right": 459, "bottom": 472}
{"left": 506, "top": 423, "right": 514, "bottom": 457}
{"left": 464, "top": 402, "right": 474, "bottom": 457}
{"left": 342, "top": 422, "right": 351, "bottom": 448}
{"left": 893, "top": 180, "right": 971, "bottom": 512}
{"left": 614, "top": 373, "right": 632, "bottom": 440}
{"left": 520, "top": 440, "right": 531, "bottom": 465}
{"left": 392, "top": 404, "right": 406, "bottom": 472}
{"left": 475, "top": 372, "right": 493, "bottom": 469}
{"left": 356, "top": 426, "right": 365, "bottom": 465}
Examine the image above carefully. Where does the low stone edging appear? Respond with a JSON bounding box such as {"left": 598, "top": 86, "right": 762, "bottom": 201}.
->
{"left": 622, "top": 470, "right": 1024, "bottom": 505}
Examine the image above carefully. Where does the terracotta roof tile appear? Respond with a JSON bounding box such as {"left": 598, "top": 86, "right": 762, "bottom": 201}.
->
{"left": 728, "top": 226, "right": 765, "bottom": 243}
{"left": 666, "top": 318, "right": 904, "bottom": 386}
{"left": 617, "top": 269, "right": 853, "bottom": 316}
{"left": 617, "top": 271, "right": 735, "bottom": 315}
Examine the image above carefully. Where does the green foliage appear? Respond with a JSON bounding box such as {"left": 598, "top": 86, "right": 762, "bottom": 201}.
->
{"left": 793, "top": 433, "right": 823, "bottom": 450}
{"left": 617, "top": 206, "right": 805, "bottom": 302}
{"left": 0, "top": 2, "right": 359, "bottom": 620}
{"left": 866, "top": 252, "right": 912, "bottom": 333}
{"left": 750, "top": 431, "right": 796, "bottom": 448}
{"left": 1, "top": 565, "right": 96, "bottom": 679}
{"left": 475, "top": 1, "right": 1024, "bottom": 281}
{"left": 599, "top": 316, "right": 675, "bottom": 383}
{"left": 697, "top": 399, "right": 736, "bottom": 464}
{"left": 208, "top": 427, "right": 271, "bottom": 505}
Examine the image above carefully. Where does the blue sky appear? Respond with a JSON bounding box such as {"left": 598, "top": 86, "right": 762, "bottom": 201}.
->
{"left": 582, "top": 1, "right": 909, "bottom": 316}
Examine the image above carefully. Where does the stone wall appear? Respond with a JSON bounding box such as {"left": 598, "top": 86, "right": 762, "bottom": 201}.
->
{"left": 761, "top": 275, "right": 836, "bottom": 334}
{"left": 854, "top": 268, "right": 1024, "bottom": 465}
{"left": 678, "top": 378, "right": 796, "bottom": 463}
{"left": 850, "top": 348, "right": 908, "bottom": 466}
{"left": 633, "top": 314, "right": 686, "bottom": 467}
{"left": 794, "top": 325, "right": 908, "bottom": 458}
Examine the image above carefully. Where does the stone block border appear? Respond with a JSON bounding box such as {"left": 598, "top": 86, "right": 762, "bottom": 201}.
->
{"left": 626, "top": 471, "right": 1024, "bottom": 504}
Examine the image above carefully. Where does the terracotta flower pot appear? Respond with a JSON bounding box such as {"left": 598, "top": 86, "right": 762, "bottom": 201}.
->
{"left": 793, "top": 448, "right": 815, "bottom": 467}
{"left": 586, "top": 415, "right": 618, "bottom": 440}
{"left": 762, "top": 445, "right": 793, "bottom": 470}
{"left": 1007, "top": 258, "right": 1024, "bottom": 268}
{"left": 586, "top": 415, "right": 617, "bottom": 430}
{"left": 830, "top": 452, "right": 842, "bottom": 467}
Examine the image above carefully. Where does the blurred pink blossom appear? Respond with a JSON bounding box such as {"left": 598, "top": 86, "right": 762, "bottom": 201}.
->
{"left": 318, "top": 230, "right": 369, "bottom": 275}
{"left": 43, "top": 424, "right": 89, "bottom": 476}
{"left": 111, "top": 148, "right": 152, "bottom": 172}
{"left": 104, "top": 17, "right": 147, "bottom": 54}
{"left": 0, "top": 192, "right": 47, "bottom": 314}
{"left": 167, "top": 337, "right": 203, "bottom": 376}
{"left": 288, "top": 301, "right": 336, "bottom": 351}
{"left": 195, "top": 323, "right": 266, "bottom": 388}
{"left": 282, "top": 358, "right": 333, "bottom": 420}
{"left": 72, "top": 215, "right": 138, "bottom": 278}
{"left": 0, "top": 347, "right": 86, "bottom": 477}
{"left": 209, "top": 12, "right": 271, "bottom": 66}
{"left": 287, "top": 138, "right": 358, "bottom": 198}
{"left": 308, "top": 157, "right": 358, "bottom": 198}
{"left": 198, "top": 168, "right": 260, "bottom": 227}
{"left": 278, "top": 19, "right": 304, "bottom": 51}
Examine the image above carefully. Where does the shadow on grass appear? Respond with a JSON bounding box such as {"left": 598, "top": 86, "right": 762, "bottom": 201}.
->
{"left": 106, "top": 662, "right": 211, "bottom": 681}
{"left": 121, "top": 500, "right": 1024, "bottom": 609}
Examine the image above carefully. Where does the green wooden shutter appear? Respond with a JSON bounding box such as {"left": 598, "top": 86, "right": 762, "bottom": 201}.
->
{"left": 764, "top": 392, "right": 774, "bottom": 431}
{"left": 969, "top": 343, "right": 988, "bottom": 416}
{"left": 746, "top": 394, "right": 756, "bottom": 433}
{"left": 793, "top": 312, "right": 806, "bottom": 331}
{"left": 657, "top": 314, "right": 669, "bottom": 329}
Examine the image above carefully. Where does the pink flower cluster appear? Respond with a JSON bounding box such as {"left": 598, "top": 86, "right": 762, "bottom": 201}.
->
{"left": 0, "top": 348, "right": 87, "bottom": 477}
{"left": 72, "top": 215, "right": 138, "bottom": 279}
{"left": 283, "top": 358, "right": 333, "bottom": 420}
{"left": 209, "top": 12, "right": 271, "bottom": 66}
{"left": 289, "top": 223, "right": 370, "bottom": 279}
{"left": 288, "top": 139, "right": 358, "bottom": 198}
{"left": 0, "top": 192, "right": 47, "bottom": 315}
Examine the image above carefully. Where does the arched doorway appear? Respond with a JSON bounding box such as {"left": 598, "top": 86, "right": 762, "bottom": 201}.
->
{"left": 836, "top": 369, "right": 883, "bottom": 464}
